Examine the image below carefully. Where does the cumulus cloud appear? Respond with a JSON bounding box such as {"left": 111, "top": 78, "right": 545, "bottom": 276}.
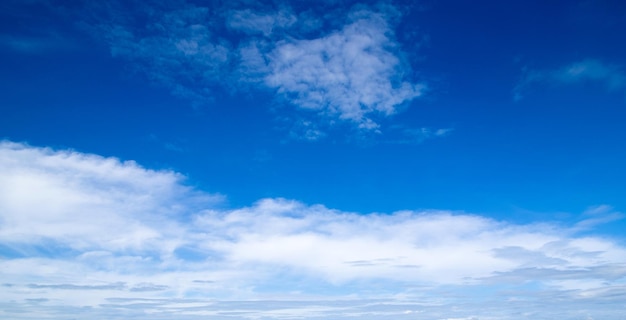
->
{"left": 88, "top": 1, "right": 424, "bottom": 132}
{"left": 1, "top": 141, "right": 625, "bottom": 319}
{"left": 514, "top": 59, "right": 626, "bottom": 100}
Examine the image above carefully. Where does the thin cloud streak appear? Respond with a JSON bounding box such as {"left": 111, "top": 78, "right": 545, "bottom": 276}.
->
{"left": 1, "top": 141, "right": 626, "bottom": 319}
{"left": 514, "top": 59, "right": 626, "bottom": 101}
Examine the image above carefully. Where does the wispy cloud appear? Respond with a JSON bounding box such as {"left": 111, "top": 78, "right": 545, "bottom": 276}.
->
{"left": 87, "top": 1, "right": 424, "bottom": 132}
{"left": 227, "top": 8, "right": 297, "bottom": 37}
{"left": 574, "top": 205, "right": 624, "bottom": 231}
{"left": 385, "top": 126, "right": 453, "bottom": 144}
{"left": 514, "top": 59, "right": 626, "bottom": 100}
{"left": 1, "top": 141, "right": 625, "bottom": 318}
{"left": 0, "top": 34, "right": 75, "bottom": 54}
{"left": 93, "top": 2, "right": 230, "bottom": 105}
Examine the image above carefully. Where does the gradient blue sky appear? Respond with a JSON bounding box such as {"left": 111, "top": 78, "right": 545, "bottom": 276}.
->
{"left": 1, "top": 0, "right": 626, "bottom": 319}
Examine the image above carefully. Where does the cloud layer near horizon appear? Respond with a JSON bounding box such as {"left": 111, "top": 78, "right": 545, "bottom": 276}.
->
{"left": 1, "top": 141, "right": 626, "bottom": 319}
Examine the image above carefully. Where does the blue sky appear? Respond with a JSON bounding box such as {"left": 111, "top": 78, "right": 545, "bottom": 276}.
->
{"left": 1, "top": 0, "right": 626, "bottom": 319}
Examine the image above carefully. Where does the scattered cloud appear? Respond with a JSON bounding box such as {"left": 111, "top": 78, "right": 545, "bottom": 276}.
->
{"left": 86, "top": 1, "right": 424, "bottom": 131}
{"left": 93, "top": 2, "right": 230, "bottom": 105}
{"left": 1, "top": 141, "right": 626, "bottom": 319}
{"left": 514, "top": 59, "right": 626, "bottom": 100}
{"left": 286, "top": 119, "right": 327, "bottom": 141}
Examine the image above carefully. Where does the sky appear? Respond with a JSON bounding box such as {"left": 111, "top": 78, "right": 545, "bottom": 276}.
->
{"left": 1, "top": 0, "right": 626, "bottom": 319}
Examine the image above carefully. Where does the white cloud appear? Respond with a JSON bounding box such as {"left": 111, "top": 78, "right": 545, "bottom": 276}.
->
{"left": 514, "top": 59, "right": 626, "bottom": 100}
{"left": 262, "top": 9, "right": 424, "bottom": 128}
{"left": 1, "top": 141, "right": 626, "bottom": 319}
{"left": 0, "top": 141, "right": 221, "bottom": 253}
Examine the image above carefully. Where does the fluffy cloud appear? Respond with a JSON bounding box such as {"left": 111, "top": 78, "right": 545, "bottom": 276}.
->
{"left": 259, "top": 9, "right": 424, "bottom": 129}
{"left": 0, "top": 141, "right": 219, "bottom": 253}
{"left": 1, "top": 141, "right": 625, "bottom": 319}
{"left": 514, "top": 59, "right": 626, "bottom": 100}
